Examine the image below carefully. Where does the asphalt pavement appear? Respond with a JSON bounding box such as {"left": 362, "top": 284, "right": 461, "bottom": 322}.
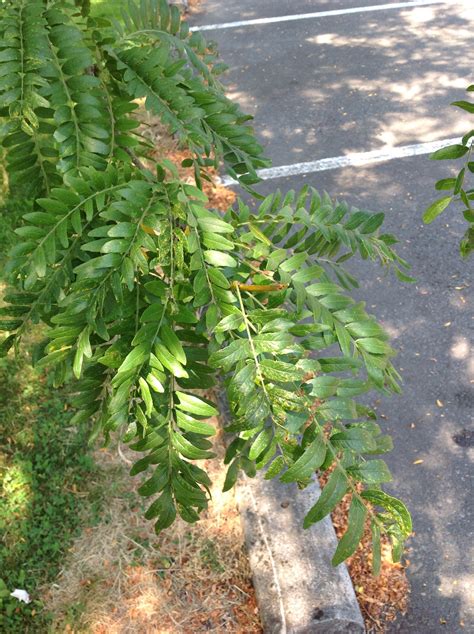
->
{"left": 190, "top": 1, "right": 474, "bottom": 631}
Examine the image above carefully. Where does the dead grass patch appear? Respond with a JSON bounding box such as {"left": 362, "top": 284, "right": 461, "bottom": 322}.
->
{"left": 44, "top": 429, "right": 261, "bottom": 633}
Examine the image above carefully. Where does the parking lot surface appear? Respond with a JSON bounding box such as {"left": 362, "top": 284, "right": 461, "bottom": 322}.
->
{"left": 191, "top": 2, "right": 474, "bottom": 631}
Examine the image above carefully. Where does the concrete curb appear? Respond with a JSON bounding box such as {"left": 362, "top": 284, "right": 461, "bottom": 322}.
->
{"left": 216, "top": 392, "right": 364, "bottom": 632}
{"left": 236, "top": 473, "right": 365, "bottom": 633}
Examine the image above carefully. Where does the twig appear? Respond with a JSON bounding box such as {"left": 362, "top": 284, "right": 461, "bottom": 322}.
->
{"left": 122, "top": 533, "right": 150, "bottom": 555}
{"left": 117, "top": 442, "right": 132, "bottom": 465}
{"left": 233, "top": 281, "right": 287, "bottom": 293}
{"left": 124, "top": 147, "right": 153, "bottom": 179}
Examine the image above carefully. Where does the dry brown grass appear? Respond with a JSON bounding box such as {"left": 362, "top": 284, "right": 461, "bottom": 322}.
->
{"left": 43, "top": 427, "right": 261, "bottom": 633}
{"left": 185, "top": 0, "right": 202, "bottom": 13}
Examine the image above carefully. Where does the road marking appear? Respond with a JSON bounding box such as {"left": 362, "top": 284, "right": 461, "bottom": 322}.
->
{"left": 191, "top": 0, "right": 451, "bottom": 32}
{"left": 220, "top": 138, "right": 460, "bottom": 185}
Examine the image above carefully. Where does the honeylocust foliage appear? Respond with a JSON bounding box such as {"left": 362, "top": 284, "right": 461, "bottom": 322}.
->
{"left": 424, "top": 85, "right": 474, "bottom": 258}
{"left": 0, "top": 0, "right": 412, "bottom": 570}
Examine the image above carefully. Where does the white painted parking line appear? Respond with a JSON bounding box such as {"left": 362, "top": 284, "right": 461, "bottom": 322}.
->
{"left": 190, "top": 0, "right": 451, "bottom": 32}
{"left": 220, "top": 138, "right": 461, "bottom": 184}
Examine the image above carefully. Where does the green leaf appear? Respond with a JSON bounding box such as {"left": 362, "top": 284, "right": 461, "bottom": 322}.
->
{"left": 255, "top": 438, "right": 277, "bottom": 470}
{"left": 451, "top": 100, "right": 474, "bottom": 114}
{"left": 435, "top": 178, "right": 456, "bottom": 191}
{"left": 223, "top": 458, "right": 240, "bottom": 492}
{"left": 462, "top": 130, "right": 474, "bottom": 146}
{"left": 368, "top": 434, "right": 393, "bottom": 454}
{"left": 253, "top": 332, "right": 294, "bottom": 354}
{"left": 331, "top": 428, "right": 377, "bottom": 452}
{"left": 73, "top": 347, "right": 83, "bottom": 380}
{"left": 209, "top": 339, "right": 251, "bottom": 371}
{"left": 204, "top": 250, "right": 237, "bottom": 267}
{"left": 176, "top": 411, "right": 216, "bottom": 436}
{"left": 139, "top": 377, "right": 153, "bottom": 416}
{"left": 146, "top": 488, "right": 176, "bottom": 532}
{"left": 131, "top": 457, "right": 151, "bottom": 476}
{"left": 359, "top": 212, "right": 384, "bottom": 234}
{"left": 309, "top": 377, "right": 339, "bottom": 400}
{"left": 356, "top": 337, "right": 392, "bottom": 355}
{"left": 430, "top": 144, "right": 468, "bottom": 160}
{"left": 280, "top": 434, "right": 326, "bottom": 483}
{"left": 361, "top": 490, "right": 412, "bottom": 537}
{"left": 390, "top": 528, "right": 405, "bottom": 563}
{"left": 0, "top": 334, "right": 16, "bottom": 357}
{"left": 197, "top": 216, "right": 234, "bottom": 234}
{"left": 260, "top": 359, "right": 305, "bottom": 382}
{"left": 331, "top": 497, "right": 367, "bottom": 566}
{"left": 347, "top": 459, "right": 392, "bottom": 484}
{"left": 154, "top": 343, "right": 188, "bottom": 378}
{"left": 306, "top": 282, "right": 341, "bottom": 297}
{"left": 280, "top": 252, "right": 307, "bottom": 272}
{"left": 395, "top": 269, "right": 416, "bottom": 284}
{"left": 33, "top": 245, "right": 46, "bottom": 277}
{"left": 108, "top": 222, "right": 136, "bottom": 238}
{"left": 264, "top": 455, "right": 285, "bottom": 479}
{"left": 318, "top": 397, "right": 358, "bottom": 421}
{"left": 423, "top": 196, "right": 452, "bottom": 224}
{"left": 208, "top": 267, "right": 231, "bottom": 289}
{"left": 37, "top": 198, "right": 68, "bottom": 213}
{"left": 173, "top": 474, "right": 208, "bottom": 511}
{"left": 117, "top": 344, "right": 148, "bottom": 374}
{"left": 319, "top": 357, "right": 362, "bottom": 373}
{"left": 141, "top": 304, "right": 164, "bottom": 322}
{"left": 371, "top": 520, "right": 382, "bottom": 576}
{"left": 146, "top": 372, "right": 165, "bottom": 393}
{"left": 175, "top": 391, "right": 218, "bottom": 417}
{"left": 215, "top": 313, "right": 244, "bottom": 332}
{"left": 206, "top": 304, "right": 219, "bottom": 331}
{"left": 345, "top": 320, "right": 386, "bottom": 339}
{"left": 304, "top": 468, "right": 348, "bottom": 528}
{"left": 172, "top": 431, "right": 213, "bottom": 459}
{"left": 291, "top": 264, "right": 324, "bottom": 283}
{"left": 248, "top": 428, "right": 272, "bottom": 461}
{"left": 160, "top": 324, "right": 186, "bottom": 365}
{"left": 138, "top": 467, "right": 168, "bottom": 497}
{"left": 34, "top": 349, "right": 71, "bottom": 369}
{"left": 249, "top": 221, "right": 272, "bottom": 245}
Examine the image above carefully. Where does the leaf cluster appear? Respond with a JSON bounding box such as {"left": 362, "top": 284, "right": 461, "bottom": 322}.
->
{"left": 424, "top": 85, "right": 474, "bottom": 258}
{"left": 0, "top": 0, "right": 412, "bottom": 570}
